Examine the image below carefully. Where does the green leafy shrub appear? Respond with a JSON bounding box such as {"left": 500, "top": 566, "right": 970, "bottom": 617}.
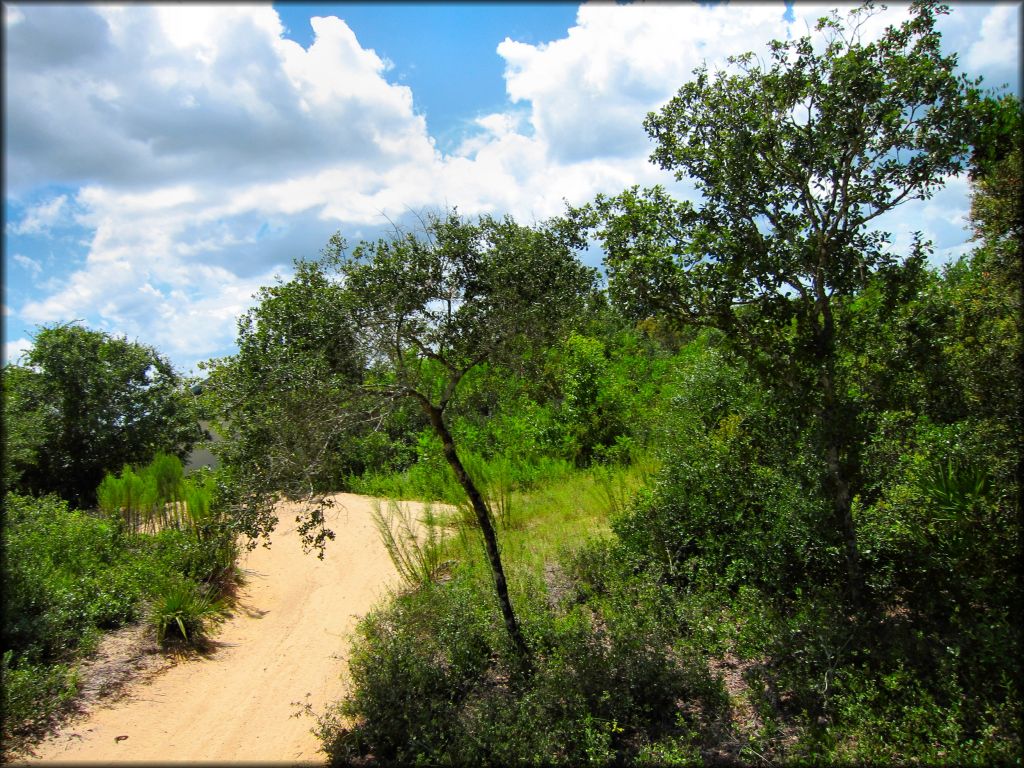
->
{"left": 1, "top": 651, "right": 79, "bottom": 744}
{"left": 324, "top": 558, "right": 723, "bottom": 766}
{"left": 2, "top": 494, "right": 144, "bottom": 661}
{"left": 3, "top": 461, "right": 238, "bottom": 741}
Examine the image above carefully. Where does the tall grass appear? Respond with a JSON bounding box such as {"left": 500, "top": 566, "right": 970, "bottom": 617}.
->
{"left": 370, "top": 501, "right": 449, "bottom": 589}
{"left": 590, "top": 452, "right": 659, "bottom": 519}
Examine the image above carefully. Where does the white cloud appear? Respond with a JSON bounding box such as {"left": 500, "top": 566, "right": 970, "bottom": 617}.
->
{"left": 10, "top": 194, "right": 68, "bottom": 235}
{"left": 3, "top": 338, "right": 33, "bottom": 366}
{"left": 965, "top": 4, "right": 1020, "bottom": 74}
{"left": 3, "top": 2, "right": 1013, "bottom": 371}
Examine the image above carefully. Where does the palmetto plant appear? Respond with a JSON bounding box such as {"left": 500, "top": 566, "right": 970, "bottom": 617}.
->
{"left": 919, "top": 457, "right": 991, "bottom": 518}
{"left": 150, "top": 580, "right": 223, "bottom": 646}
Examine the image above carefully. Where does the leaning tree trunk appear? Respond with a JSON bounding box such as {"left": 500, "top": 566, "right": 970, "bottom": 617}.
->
{"left": 421, "top": 402, "right": 532, "bottom": 667}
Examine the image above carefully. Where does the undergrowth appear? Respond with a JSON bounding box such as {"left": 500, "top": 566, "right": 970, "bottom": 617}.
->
{"left": 1, "top": 456, "right": 238, "bottom": 750}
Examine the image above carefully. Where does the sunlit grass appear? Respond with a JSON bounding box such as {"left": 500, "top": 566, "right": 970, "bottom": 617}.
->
{"left": 441, "top": 454, "right": 659, "bottom": 583}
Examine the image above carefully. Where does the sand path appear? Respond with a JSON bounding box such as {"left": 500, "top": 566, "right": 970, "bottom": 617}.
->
{"left": 17, "top": 493, "right": 421, "bottom": 765}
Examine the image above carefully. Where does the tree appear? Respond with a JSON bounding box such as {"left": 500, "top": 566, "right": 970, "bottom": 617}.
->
{"left": 204, "top": 211, "right": 595, "bottom": 663}
{"left": 3, "top": 323, "right": 201, "bottom": 507}
{"left": 333, "top": 210, "right": 598, "bottom": 662}
{"left": 577, "top": 1, "right": 981, "bottom": 603}
{"left": 199, "top": 259, "right": 374, "bottom": 555}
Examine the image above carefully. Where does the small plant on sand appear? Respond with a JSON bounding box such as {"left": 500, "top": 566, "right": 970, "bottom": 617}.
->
{"left": 150, "top": 580, "right": 223, "bottom": 646}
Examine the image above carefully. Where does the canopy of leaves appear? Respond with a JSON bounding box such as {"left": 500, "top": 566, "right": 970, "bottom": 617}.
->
{"left": 581, "top": 1, "right": 980, "bottom": 393}
{"left": 3, "top": 324, "right": 200, "bottom": 507}
{"left": 332, "top": 210, "right": 599, "bottom": 412}
{"left": 200, "top": 260, "right": 368, "bottom": 552}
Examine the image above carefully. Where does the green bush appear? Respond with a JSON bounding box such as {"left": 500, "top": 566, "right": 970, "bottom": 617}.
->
{"left": 2, "top": 463, "right": 238, "bottom": 741}
{"left": 2, "top": 494, "right": 143, "bottom": 661}
{"left": 613, "top": 349, "right": 829, "bottom": 599}
{"left": 149, "top": 579, "right": 224, "bottom": 646}
{"left": 1, "top": 651, "right": 79, "bottom": 743}
{"left": 324, "top": 557, "right": 723, "bottom": 766}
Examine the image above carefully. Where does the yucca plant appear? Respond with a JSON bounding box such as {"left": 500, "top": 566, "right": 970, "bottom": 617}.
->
{"left": 150, "top": 580, "right": 223, "bottom": 646}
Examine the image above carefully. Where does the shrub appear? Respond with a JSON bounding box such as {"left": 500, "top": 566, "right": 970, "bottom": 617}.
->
{"left": 324, "top": 558, "right": 724, "bottom": 766}
{"left": 2, "top": 493, "right": 143, "bottom": 661}
{"left": 1, "top": 651, "right": 79, "bottom": 745}
{"left": 149, "top": 579, "right": 224, "bottom": 646}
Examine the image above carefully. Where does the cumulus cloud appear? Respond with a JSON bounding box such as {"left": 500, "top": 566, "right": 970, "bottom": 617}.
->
{"left": 3, "top": 337, "right": 33, "bottom": 366}
{"left": 964, "top": 4, "right": 1021, "bottom": 81}
{"left": 4, "top": 5, "right": 436, "bottom": 194}
{"left": 3, "top": 2, "right": 1014, "bottom": 372}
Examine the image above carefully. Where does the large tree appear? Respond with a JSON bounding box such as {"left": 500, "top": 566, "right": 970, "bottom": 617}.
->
{"left": 3, "top": 323, "right": 201, "bottom": 507}
{"left": 333, "top": 211, "right": 597, "bottom": 662}
{"left": 206, "top": 211, "right": 596, "bottom": 662}
{"left": 199, "top": 259, "right": 371, "bottom": 556}
{"left": 578, "top": 0, "right": 982, "bottom": 602}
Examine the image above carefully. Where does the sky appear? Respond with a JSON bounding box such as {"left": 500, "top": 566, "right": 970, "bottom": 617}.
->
{"left": 3, "top": 1, "right": 1020, "bottom": 375}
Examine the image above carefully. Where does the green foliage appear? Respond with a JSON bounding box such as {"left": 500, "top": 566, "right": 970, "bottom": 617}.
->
{"left": 615, "top": 347, "right": 830, "bottom": 596}
{"left": 324, "top": 563, "right": 720, "bottom": 766}
{"left": 551, "top": 332, "right": 630, "bottom": 465}
{"left": 3, "top": 458, "right": 238, "bottom": 741}
{"left": 332, "top": 210, "right": 600, "bottom": 657}
{"left": 149, "top": 580, "right": 224, "bottom": 646}
{"left": 969, "top": 94, "right": 1023, "bottom": 180}
{"left": 575, "top": 0, "right": 985, "bottom": 603}
{"left": 1, "top": 651, "right": 79, "bottom": 744}
{"left": 370, "top": 501, "right": 448, "bottom": 589}
{"left": 200, "top": 258, "right": 370, "bottom": 554}
{"left": 3, "top": 494, "right": 143, "bottom": 663}
{"left": 337, "top": 211, "right": 599, "bottom": 393}
{"left": 2, "top": 323, "right": 201, "bottom": 507}
{"left": 94, "top": 454, "right": 228, "bottom": 549}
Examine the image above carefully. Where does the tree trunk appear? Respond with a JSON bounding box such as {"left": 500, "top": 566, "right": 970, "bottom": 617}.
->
{"left": 824, "top": 429, "right": 863, "bottom": 606}
{"left": 818, "top": 348, "right": 864, "bottom": 607}
{"left": 421, "top": 402, "right": 532, "bottom": 668}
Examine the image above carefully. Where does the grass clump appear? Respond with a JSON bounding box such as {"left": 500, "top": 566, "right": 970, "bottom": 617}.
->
{"left": 370, "top": 500, "right": 450, "bottom": 590}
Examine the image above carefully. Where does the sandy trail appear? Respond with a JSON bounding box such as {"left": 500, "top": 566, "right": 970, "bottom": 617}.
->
{"left": 18, "top": 493, "right": 423, "bottom": 765}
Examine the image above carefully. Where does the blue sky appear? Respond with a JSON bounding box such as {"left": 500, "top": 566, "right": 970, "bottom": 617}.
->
{"left": 4, "top": 2, "right": 1020, "bottom": 374}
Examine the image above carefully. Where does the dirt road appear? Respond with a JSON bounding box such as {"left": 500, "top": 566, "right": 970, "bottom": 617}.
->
{"left": 18, "top": 493, "right": 422, "bottom": 764}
